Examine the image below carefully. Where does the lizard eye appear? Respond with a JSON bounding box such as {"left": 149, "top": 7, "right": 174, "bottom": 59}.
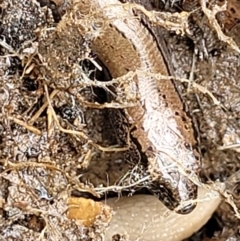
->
{"left": 92, "top": 22, "right": 103, "bottom": 31}
{"left": 184, "top": 142, "right": 191, "bottom": 150}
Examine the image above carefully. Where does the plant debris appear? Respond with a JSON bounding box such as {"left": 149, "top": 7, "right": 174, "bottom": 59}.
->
{"left": 0, "top": 0, "right": 240, "bottom": 240}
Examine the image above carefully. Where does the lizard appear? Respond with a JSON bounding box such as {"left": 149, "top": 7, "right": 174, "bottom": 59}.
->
{"left": 73, "top": 0, "right": 201, "bottom": 214}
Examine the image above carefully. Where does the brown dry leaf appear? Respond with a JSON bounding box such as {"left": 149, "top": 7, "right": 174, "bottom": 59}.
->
{"left": 67, "top": 197, "right": 112, "bottom": 227}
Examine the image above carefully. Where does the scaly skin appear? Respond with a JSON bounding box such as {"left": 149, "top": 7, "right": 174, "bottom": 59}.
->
{"left": 73, "top": 0, "right": 201, "bottom": 213}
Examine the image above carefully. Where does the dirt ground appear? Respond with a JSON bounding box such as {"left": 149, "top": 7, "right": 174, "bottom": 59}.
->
{"left": 0, "top": 0, "right": 240, "bottom": 240}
